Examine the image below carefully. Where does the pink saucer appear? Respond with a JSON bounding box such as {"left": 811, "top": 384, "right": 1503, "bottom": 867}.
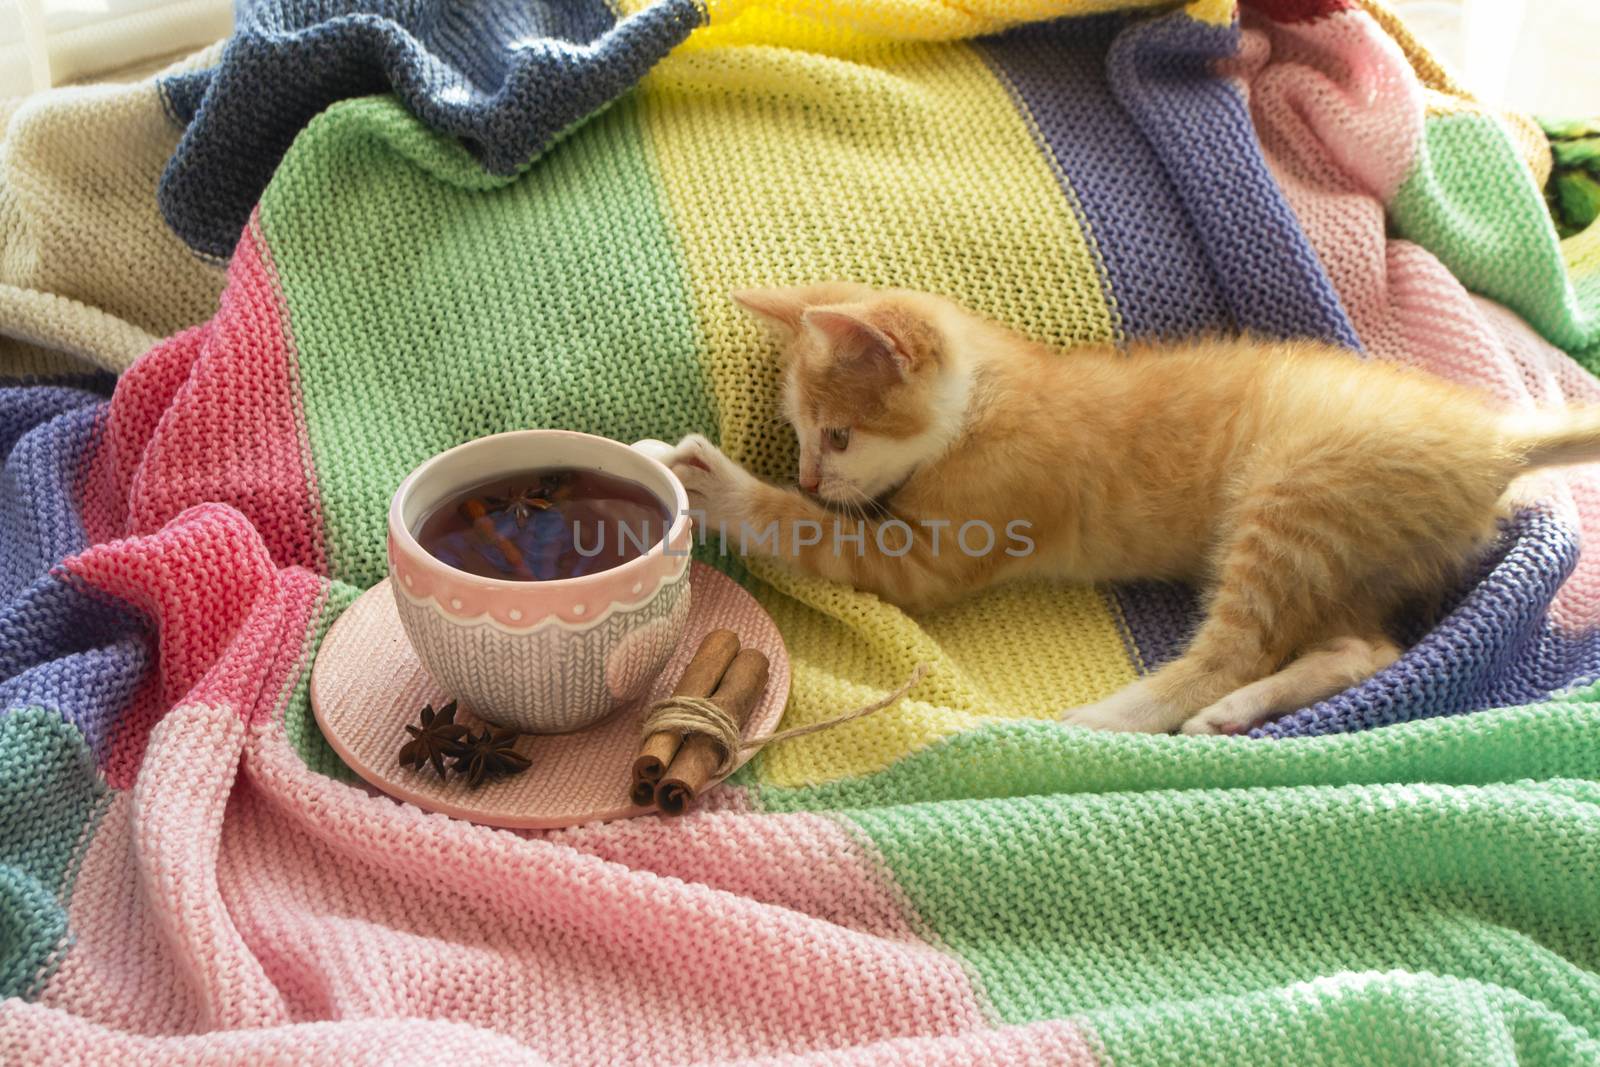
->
{"left": 310, "top": 562, "right": 790, "bottom": 828}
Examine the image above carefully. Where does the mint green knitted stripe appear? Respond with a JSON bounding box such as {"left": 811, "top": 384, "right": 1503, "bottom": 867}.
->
{"left": 1083, "top": 973, "right": 1600, "bottom": 1066}
{"left": 0, "top": 707, "right": 110, "bottom": 999}
{"left": 846, "top": 779, "right": 1600, "bottom": 1060}
{"left": 259, "top": 95, "right": 714, "bottom": 586}
{"left": 1390, "top": 113, "right": 1599, "bottom": 364}
{"left": 765, "top": 699, "right": 1600, "bottom": 1061}
{"left": 756, "top": 693, "right": 1600, "bottom": 812}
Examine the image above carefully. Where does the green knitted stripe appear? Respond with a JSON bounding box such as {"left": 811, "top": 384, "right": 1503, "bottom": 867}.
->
{"left": 755, "top": 694, "right": 1600, "bottom": 812}
{"left": 1390, "top": 112, "right": 1599, "bottom": 364}
{"left": 787, "top": 701, "right": 1600, "bottom": 1058}
{"left": 259, "top": 95, "right": 714, "bottom": 586}
{"left": 847, "top": 779, "right": 1600, "bottom": 1022}
{"left": 281, "top": 581, "right": 360, "bottom": 780}
{"left": 842, "top": 777, "right": 1600, "bottom": 1063}
{"left": 1083, "top": 972, "right": 1600, "bottom": 1066}
{"left": 0, "top": 707, "right": 109, "bottom": 998}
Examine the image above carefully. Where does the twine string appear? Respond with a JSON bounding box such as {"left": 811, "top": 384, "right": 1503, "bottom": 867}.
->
{"left": 640, "top": 662, "right": 933, "bottom": 776}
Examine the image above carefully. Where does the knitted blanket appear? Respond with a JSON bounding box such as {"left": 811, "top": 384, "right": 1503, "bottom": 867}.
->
{"left": 0, "top": 45, "right": 226, "bottom": 376}
{"left": 4, "top": 0, "right": 1600, "bottom": 1062}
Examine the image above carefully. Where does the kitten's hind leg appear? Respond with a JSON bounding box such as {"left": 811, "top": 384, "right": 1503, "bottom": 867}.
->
{"left": 1062, "top": 678, "right": 1187, "bottom": 733}
{"left": 1067, "top": 495, "right": 1361, "bottom": 732}
{"left": 1179, "top": 635, "right": 1400, "bottom": 736}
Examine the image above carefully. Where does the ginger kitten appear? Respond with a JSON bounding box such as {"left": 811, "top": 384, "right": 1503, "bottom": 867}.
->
{"left": 665, "top": 283, "right": 1600, "bottom": 735}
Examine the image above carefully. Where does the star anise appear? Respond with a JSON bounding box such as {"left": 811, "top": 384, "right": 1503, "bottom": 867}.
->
{"left": 450, "top": 727, "right": 532, "bottom": 788}
{"left": 486, "top": 486, "right": 553, "bottom": 528}
{"left": 398, "top": 701, "right": 468, "bottom": 778}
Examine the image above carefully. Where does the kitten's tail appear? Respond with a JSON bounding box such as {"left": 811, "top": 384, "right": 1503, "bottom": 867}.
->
{"left": 1504, "top": 406, "right": 1600, "bottom": 469}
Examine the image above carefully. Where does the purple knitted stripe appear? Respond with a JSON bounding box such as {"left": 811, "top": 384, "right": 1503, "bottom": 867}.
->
{"left": 1106, "top": 11, "right": 1361, "bottom": 348}
{"left": 0, "top": 577, "right": 150, "bottom": 762}
{"left": 980, "top": 17, "right": 1234, "bottom": 340}
{"left": 1107, "top": 507, "right": 1597, "bottom": 737}
{"left": 0, "top": 388, "right": 150, "bottom": 759}
{"left": 1262, "top": 507, "right": 1598, "bottom": 737}
{"left": 1, "top": 387, "right": 100, "bottom": 599}
{"left": 1108, "top": 581, "right": 1197, "bottom": 675}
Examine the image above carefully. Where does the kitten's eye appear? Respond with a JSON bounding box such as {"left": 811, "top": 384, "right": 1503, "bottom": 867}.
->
{"left": 825, "top": 427, "right": 851, "bottom": 452}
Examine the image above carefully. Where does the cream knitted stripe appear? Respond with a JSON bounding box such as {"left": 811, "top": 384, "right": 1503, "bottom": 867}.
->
{"left": 0, "top": 43, "right": 225, "bottom": 377}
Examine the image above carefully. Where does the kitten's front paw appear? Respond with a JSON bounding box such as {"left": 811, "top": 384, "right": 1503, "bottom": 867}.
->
{"left": 666, "top": 434, "right": 762, "bottom": 535}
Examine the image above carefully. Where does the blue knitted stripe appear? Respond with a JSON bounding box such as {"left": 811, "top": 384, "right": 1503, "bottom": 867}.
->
{"left": 0, "top": 388, "right": 101, "bottom": 600}
{"left": 1107, "top": 507, "right": 1600, "bottom": 737}
{"left": 1108, "top": 580, "right": 1200, "bottom": 676}
{"left": 0, "top": 390, "right": 153, "bottom": 762}
{"left": 157, "top": 0, "right": 705, "bottom": 258}
{"left": 1262, "top": 507, "right": 1600, "bottom": 737}
{"left": 979, "top": 16, "right": 1234, "bottom": 341}
{"left": 1106, "top": 11, "right": 1361, "bottom": 347}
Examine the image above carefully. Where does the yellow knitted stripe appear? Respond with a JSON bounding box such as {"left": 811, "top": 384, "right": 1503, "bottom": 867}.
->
{"left": 638, "top": 43, "right": 1135, "bottom": 787}
{"left": 755, "top": 575, "right": 1135, "bottom": 789}
{"left": 640, "top": 42, "right": 1115, "bottom": 471}
{"left": 615, "top": 0, "right": 1235, "bottom": 54}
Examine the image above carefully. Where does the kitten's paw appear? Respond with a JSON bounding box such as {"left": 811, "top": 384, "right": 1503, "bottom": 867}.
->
{"left": 666, "top": 434, "right": 761, "bottom": 534}
{"left": 665, "top": 433, "right": 720, "bottom": 476}
{"left": 1178, "top": 700, "right": 1254, "bottom": 737}
{"left": 1060, "top": 681, "right": 1187, "bottom": 734}
{"left": 1060, "top": 703, "right": 1151, "bottom": 733}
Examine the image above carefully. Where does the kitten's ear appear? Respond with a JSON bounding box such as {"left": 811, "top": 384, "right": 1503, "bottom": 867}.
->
{"left": 803, "top": 304, "right": 933, "bottom": 379}
{"left": 731, "top": 288, "right": 809, "bottom": 337}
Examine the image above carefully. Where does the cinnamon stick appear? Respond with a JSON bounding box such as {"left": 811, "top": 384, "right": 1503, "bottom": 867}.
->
{"left": 656, "top": 649, "right": 769, "bottom": 816}
{"left": 629, "top": 629, "right": 741, "bottom": 805}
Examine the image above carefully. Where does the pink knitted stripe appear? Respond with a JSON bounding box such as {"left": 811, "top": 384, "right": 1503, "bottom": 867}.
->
{"left": 60, "top": 498, "right": 327, "bottom": 786}
{"left": 1237, "top": 5, "right": 1600, "bottom": 640}
{"left": 722, "top": 1018, "right": 1100, "bottom": 1064}
{"left": 78, "top": 213, "right": 326, "bottom": 574}
{"left": 42, "top": 673, "right": 997, "bottom": 1059}
{"left": 549, "top": 811, "right": 939, "bottom": 945}
{"left": 1, "top": 1001, "right": 556, "bottom": 1065}
{"left": 1, "top": 1000, "right": 1101, "bottom": 1065}
{"left": 42, "top": 704, "right": 288, "bottom": 1033}
{"left": 40, "top": 792, "right": 203, "bottom": 1034}
{"left": 197, "top": 715, "right": 990, "bottom": 1062}
{"left": 41, "top": 533, "right": 330, "bottom": 1016}
{"left": 1230, "top": 6, "right": 1424, "bottom": 370}
{"left": 0, "top": 1004, "right": 1100, "bottom": 1067}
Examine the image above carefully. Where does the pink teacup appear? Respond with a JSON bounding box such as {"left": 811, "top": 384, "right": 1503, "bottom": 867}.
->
{"left": 387, "top": 430, "right": 692, "bottom": 733}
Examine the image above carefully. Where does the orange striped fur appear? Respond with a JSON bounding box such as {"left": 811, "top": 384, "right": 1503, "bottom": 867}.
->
{"left": 667, "top": 285, "right": 1600, "bottom": 733}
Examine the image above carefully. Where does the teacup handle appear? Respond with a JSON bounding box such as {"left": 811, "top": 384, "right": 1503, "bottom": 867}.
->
{"left": 630, "top": 438, "right": 676, "bottom": 464}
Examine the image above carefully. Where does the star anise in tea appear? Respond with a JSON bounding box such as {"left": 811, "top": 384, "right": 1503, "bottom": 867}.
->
{"left": 398, "top": 701, "right": 468, "bottom": 778}
{"left": 486, "top": 486, "right": 553, "bottom": 528}
{"left": 451, "top": 727, "right": 533, "bottom": 788}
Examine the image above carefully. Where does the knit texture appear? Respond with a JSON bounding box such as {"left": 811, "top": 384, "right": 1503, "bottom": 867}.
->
{"left": 156, "top": 0, "right": 707, "bottom": 259}
{"left": 3, "top": 0, "right": 1600, "bottom": 1062}
{"left": 0, "top": 45, "right": 226, "bottom": 377}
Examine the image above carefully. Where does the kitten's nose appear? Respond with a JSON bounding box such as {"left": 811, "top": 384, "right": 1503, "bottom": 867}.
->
{"left": 800, "top": 475, "right": 820, "bottom": 494}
